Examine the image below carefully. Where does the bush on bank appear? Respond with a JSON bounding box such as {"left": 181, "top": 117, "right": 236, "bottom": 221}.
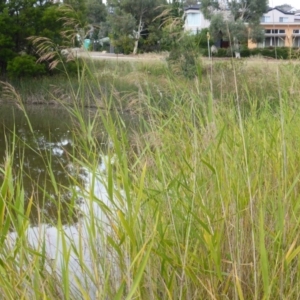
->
{"left": 7, "top": 55, "right": 47, "bottom": 78}
{"left": 202, "top": 46, "right": 298, "bottom": 59}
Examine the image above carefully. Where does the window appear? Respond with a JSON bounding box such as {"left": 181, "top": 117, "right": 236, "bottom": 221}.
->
{"left": 265, "top": 29, "right": 285, "bottom": 34}
{"left": 277, "top": 37, "right": 285, "bottom": 46}
{"left": 186, "top": 13, "right": 200, "bottom": 27}
{"left": 261, "top": 16, "right": 271, "bottom": 22}
{"left": 279, "top": 17, "right": 289, "bottom": 23}
{"left": 257, "top": 42, "right": 264, "bottom": 48}
{"left": 190, "top": 29, "right": 199, "bottom": 35}
{"left": 265, "top": 37, "right": 285, "bottom": 47}
{"left": 293, "top": 37, "right": 300, "bottom": 47}
{"left": 293, "top": 29, "right": 300, "bottom": 34}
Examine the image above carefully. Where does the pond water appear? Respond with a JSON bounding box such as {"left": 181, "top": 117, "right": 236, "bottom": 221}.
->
{"left": 1, "top": 104, "right": 122, "bottom": 298}
{"left": 0, "top": 104, "right": 108, "bottom": 223}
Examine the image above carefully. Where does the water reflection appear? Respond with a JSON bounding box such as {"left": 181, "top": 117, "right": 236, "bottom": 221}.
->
{"left": 7, "top": 158, "right": 119, "bottom": 299}
{"left": 1, "top": 104, "right": 125, "bottom": 297}
{"left": 0, "top": 104, "right": 93, "bottom": 224}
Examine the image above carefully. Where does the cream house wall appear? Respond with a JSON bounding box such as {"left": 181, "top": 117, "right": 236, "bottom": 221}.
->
{"left": 261, "top": 9, "right": 295, "bottom": 23}
{"left": 248, "top": 8, "right": 300, "bottom": 49}
{"left": 183, "top": 7, "right": 233, "bottom": 35}
{"left": 184, "top": 8, "right": 210, "bottom": 34}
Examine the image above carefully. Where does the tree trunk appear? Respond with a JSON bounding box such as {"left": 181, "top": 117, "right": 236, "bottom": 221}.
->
{"left": 133, "top": 17, "right": 143, "bottom": 55}
{"left": 133, "top": 40, "right": 139, "bottom": 55}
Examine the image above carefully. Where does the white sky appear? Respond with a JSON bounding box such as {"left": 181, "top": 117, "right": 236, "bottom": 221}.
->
{"left": 269, "top": 0, "right": 299, "bottom": 8}
{"left": 102, "top": 1, "right": 300, "bottom": 10}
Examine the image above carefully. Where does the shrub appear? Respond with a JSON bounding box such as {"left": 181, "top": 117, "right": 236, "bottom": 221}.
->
{"left": 167, "top": 33, "right": 204, "bottom": 79}
{"left": 201, "top": 47, "right": 208, "bottom": 56}
{"left": 240, "top": 48, "right": 251, "bottom": 57}
{"left": 261, "top": 48, "right": 272, "bottom": 57}
{"left": 195, "top": 28, "right": 212, "bottom": 49}
{"left": 54, "top": 58, "right": 84, "bottom": 76}
{"left": 276, "top": 47, "right": 290, "bottom": 59}
{"left": 217, "top": 48, "right": 229, "bottom": 57}
{"left": 250, "top": 48, "right": 261, "bottom": 56}
{"left": 7, "top": 55, "right": 46, "bottom": 78}
{"left": 111, "top": 35, "right": 134, "bottom": 54}
{"left": 202, "top": 46, "right": 296, "bottom": 59}
{"left": 167, "top": 48, "right": 202, "bottom": 79}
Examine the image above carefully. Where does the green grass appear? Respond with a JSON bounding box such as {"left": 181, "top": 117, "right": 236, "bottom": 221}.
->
{"left": 1, "top": 55, "right": 300, "bottom": 299}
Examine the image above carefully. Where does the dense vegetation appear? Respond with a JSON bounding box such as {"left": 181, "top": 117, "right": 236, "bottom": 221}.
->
{"left": 0, "top": 0, "right": 174, "bottom": 77}
{"left": 201, "top": 0, "right": 267, "bottom": 44}
{"left": 203, "top": 46, "right": 300, "bottom": 60}
{"left": 2, "top": 1, "right": 300, "bottom": 299}
{"left": 0, "top": 0, "right": 63, "bottom": 76}
{"left": 2, "top": 53, "right": 300, "bottom": 298}
{"left": 2, "top": 0, "right": 293, "bottom": 83}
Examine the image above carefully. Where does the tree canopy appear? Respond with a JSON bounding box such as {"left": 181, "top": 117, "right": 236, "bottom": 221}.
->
{"left": 0, "top": 0, "right": 272, "bottom": 77}
{"left": 0, "top": 0, "right": 170, "bottom": 76}
{"left": 107, "top": 0, "right": 167, "bottom": 54}
{"left": 0, "top": 0, "right": 66, "bottom": 75}
{"left": 0, "top": 0, "right": 104, "bottom": 76}
{"left": 201, "top": 0, "right": 268, "bottom": 45}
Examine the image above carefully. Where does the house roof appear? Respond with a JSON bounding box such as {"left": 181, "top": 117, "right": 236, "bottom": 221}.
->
{"left": 184, "top": 5, "right": 298, "bottom": 15}
{"left": 184, "top": 4, "right": 201, "bottom": 12}
{"left": 275, "top": 4, "right": 294, "bottom": 12}
{"left": 266, "top": 7, "right": 295, "bottom": 15}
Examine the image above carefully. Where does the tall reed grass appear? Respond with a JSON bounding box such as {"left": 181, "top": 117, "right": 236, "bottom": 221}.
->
{"left": 1, "top": 54, "right": 300, "bottom": 299}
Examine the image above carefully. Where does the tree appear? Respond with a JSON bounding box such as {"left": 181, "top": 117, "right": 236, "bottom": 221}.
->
{"left": 157, "top": 0, "right": 185, "bottom": 51}
{"left": 85, "top": 0, "right": 107, "bottom": 50}
{"left": 63, "top": 0, "right": 87, "bottom": 24}
{"left": 0, "top": 8, "right": 15, "bottom": 73}
{"left": 87, "top": 0, "right": 107, "bottom": 25}
{"left": 107, "top": 0, "right": 167, "bottom": 54}
{"left": 201, "top": 0, "right": 267, "bottom": 47}
{"left": 0, "top": 0, "right": 65, "bottom": 76}
{"left": 107, "top": 8, "right": 135, "bottom": 53}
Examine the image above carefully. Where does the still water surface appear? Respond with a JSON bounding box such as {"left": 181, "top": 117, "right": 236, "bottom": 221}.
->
{"left": 1, "top": 104, "right": 120, "bottom": 297}
{"left": 0, "top": 104, "right": 107, "bottom": 223}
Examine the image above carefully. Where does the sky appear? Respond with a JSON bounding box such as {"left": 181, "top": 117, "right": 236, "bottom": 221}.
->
{"left": 102, "top": 1, "right": 299, "bottom": 9}
{"left": 269, "top": 0, "right": 299, "bottom": 8}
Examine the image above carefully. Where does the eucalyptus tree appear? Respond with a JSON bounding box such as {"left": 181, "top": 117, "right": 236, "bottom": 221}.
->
{"left": 201, "top": 0, "right": 267, "bottom": 46}
{"left": 87, "top": 0, "right": 107, "bottom": 25}
{"left": 63, "top": 0, "right": 87, "bottom": 23}
{"left": 107, "top": 0, "right": 167, "bottom": 54}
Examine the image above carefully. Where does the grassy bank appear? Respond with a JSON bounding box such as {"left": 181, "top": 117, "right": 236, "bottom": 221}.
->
{"left": 1, "top": 56, "right": 300, "bottom": 299}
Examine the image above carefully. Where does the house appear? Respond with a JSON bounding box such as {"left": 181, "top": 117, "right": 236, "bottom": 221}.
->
{"left": 184, "top": 5, "right": 210, "bottom": 34}
{"left": 248, "top": 7, "right": 300, "bottom": 48}
{"left": 183, "top": 4, "right": 232, "bottom": 45}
